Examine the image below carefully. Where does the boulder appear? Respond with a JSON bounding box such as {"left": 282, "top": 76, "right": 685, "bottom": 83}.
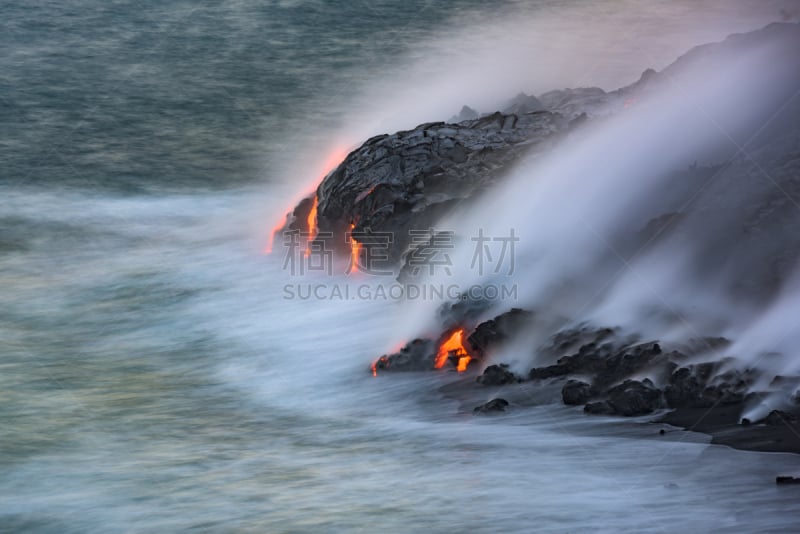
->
{"left": 372, "top": 338, "right": 436, "bottom": 372}
{"left": 663, "top": 363, "right": 753, "bottom": 408}
{"left": 467, "top": 308, "right": 533, "bottom": 358}
{"left": 757, "top": 410, "right": 798, "bottom": 426}
{"left": 603, "top": 379, "right": 663, "bottom": 416}
{"left": 473, "top": 398, "right": 510, "bottom": 414}
{"left": 476, "top": 364, "right": 520, "bottom": 386}
{"left": 562, "top": 379, "right": 594, "bottom": 405}
{"left": 664, "top": 363, "right": 718, "bottom": 408}
{"left": 594, "top": 342, "right": 665, "bottom": 387}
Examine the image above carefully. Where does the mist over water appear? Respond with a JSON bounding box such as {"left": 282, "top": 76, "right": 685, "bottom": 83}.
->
{"left": 401, "top": 13, "right": 800, "bottom": 397}
{"left": 4, "top": 1, "right": 800, "bottom": 531}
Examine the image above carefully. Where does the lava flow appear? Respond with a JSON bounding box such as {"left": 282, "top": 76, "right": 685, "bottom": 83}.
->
{"left": 304, "top": 196, "right": 318, "bottom": 257}
{"left": 264, "top": 213, "right": 289, "bottom": 254}
{"left": 349, "top": 223, "right": 362, "bottom": 272}
{"left": 264, "top": 146, "right": 349, "bottom": 255}
{"left": 435, "top": 328, "right": 471, "bottom": 371}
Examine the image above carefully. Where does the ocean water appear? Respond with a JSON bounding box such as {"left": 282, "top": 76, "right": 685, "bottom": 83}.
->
{"left": 3, "top": 1, "right": 800, "bottom": 532}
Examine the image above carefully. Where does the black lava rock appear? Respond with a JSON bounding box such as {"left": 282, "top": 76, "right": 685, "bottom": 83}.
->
{"left": 373, "top": 338, "right": 436, "bottom": 372}
{"left": 664, "top": 363, "right": 752, "bottom": 409}
{"left": 467, "top": 308, "right": 533, "bottom": 359}
{"left": 562, "top": 379, "right": 595, "bottom": 405}
{"left": 664, "top": 363, "right": 718, "bottom": 408}
{"left": 473, "top": 398, "right": 510, "bottom": 414}
{"left": 476, "top": 364, "right": 520, "bottom": 386}
{"left": 312, "top": 111, "right": 567, "bottom": 261}
{"left": 757, "top": 410, "right": 798, "bottom": 426}
{"left": 604, "top": 379, "right": 663, "bottom": 416}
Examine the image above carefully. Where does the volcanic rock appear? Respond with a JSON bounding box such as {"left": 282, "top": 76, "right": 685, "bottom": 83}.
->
{"left": 476, "top": 364, "right": 520, "bottom": 386}
{"left": 448, "top": 105, "right": 480, "bottom": 123}
{"left": 473, "top": 398, "right": 510, "bottom": 414}
{"left": 467, "top": 308, "right": 533, "bottom": 358}
{"left": 594, "top": 342, "right": 666, "bottom": 387}
{"left": 604, "top": 379, "right": 664, "bottom": 416}
{"left": 530, "top": 336, "right": 667, "bottom": 386}
{"left": 537, "top": 325, "right": 618, "bottom": 361}
{"left": 561, "top": 379, "right": 594, "bottom": 405}
{"left": 757, "top": 410, "right": 798, "bottom": 426}
{"left": 373, "top": 338, "right": 436, "bottom": 372}
{"left": 662, "top": 363, "right": 753, "bottom": 409}
{"left": 503, "top": 92, "right": 546, "bottom": 115}
{"left": 312, "top": 110, "right": 569, "bottom": 261}
{"left": 437, "top": 297, "right": 493, "bottom": 331}
{"left": 584, "top": 379, "right": 663, "bottom": 417}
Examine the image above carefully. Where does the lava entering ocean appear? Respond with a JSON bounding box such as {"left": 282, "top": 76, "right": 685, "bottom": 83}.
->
{"left": 305, "top": 196, "right": 318, "bottom": 257}
{"left": 264, "top": 147, "right": 349, "bottom": 255}
{"left": 371, "top": 327, "right": 473, "bottom": 377}
{"left": 435, "top": 328, "right": 471, "bottom": 371}
{"left": 348, "top": 223, "right": 362, "bottom": 273}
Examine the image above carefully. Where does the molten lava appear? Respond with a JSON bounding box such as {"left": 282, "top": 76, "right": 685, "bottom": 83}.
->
{"left": 434, "top": 328, "right": 471, "bottom": 371}
{"left": 264, "top": 213, "right": 290, "bottom": 254}
{"left": 305, "top": 195, "right": 318, "bottom": 257}
{"left": 349, "top": 223, "right": 362, "bottom": 272}
{"left": 263, "top": 146, "right": 349, "bottom": 255}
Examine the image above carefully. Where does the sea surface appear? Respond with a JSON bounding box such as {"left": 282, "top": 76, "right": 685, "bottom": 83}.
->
{"left": 3, "top": 1, "right": 800, "bottom": 532}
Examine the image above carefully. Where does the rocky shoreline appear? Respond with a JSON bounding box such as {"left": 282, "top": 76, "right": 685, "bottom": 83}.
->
{"left": 381, "top": 304, "right": 800, "bottom": 455}
{"left": 285, "top": 23, "right": 800, "bottom": 456}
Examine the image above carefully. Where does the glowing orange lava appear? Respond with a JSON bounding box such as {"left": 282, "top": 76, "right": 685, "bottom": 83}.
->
{"left": 434, "top": 328, "right": 470, "bottom": 371}
{"left": 264, "top": 146, "right": 349, "bottom": 255}
{"left": 349, "top": 223, "right": 362, "bottom": 272}
{"left": 304, "top": 196, "right": 318, "bottom": 257}
{"left": 264, "top": 213, "right": 290, "bottom": 254}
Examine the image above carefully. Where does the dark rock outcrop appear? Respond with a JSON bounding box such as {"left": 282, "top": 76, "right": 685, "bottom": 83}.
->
{"left": 372, "top": 338, "right": 436, "bottom": 372}
{"left": 473, "top": 398, "right": 510, "bottom": 414}
{"left": 311, "top": 110, "right": 568, "bottom": 260}
{"left": 437, "top": 297, "right": 493, "bottom": 331}
{"left": 561, "top": 379, "right": 594, "bottom": 405}
{"left": 467, "top": 308, "right": 533, "bottom": 358}
{"left": 584, "top": 379, "right": 663, "bottom": 417}
{"left": 476, "top": 364, "right": 520, "bottom": 386}
{"left": 502, "top": 92, "right": 546, "bottom": 115}
{"left": 664, "top": 363, "right": 753, "bottom": 409}
{"left": 448, "top": 105, "right": 480, "bottom": 123}
{"left": 529, "top": 326, "right": 763, "bottom": 418}
{"left": 595, "top": 342, "right": 666, "bottom": 387}
{"left": 605, "top": 379, "right": 664, "bottom": 416}
{"left": 757, "top": 410, "right": 798, "bottom": 426}
{"left": 529, "top": 336, "right": 666, "bottom": 386}
{"left": 536, "top": 325, "right": 618, "bottom": 361}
